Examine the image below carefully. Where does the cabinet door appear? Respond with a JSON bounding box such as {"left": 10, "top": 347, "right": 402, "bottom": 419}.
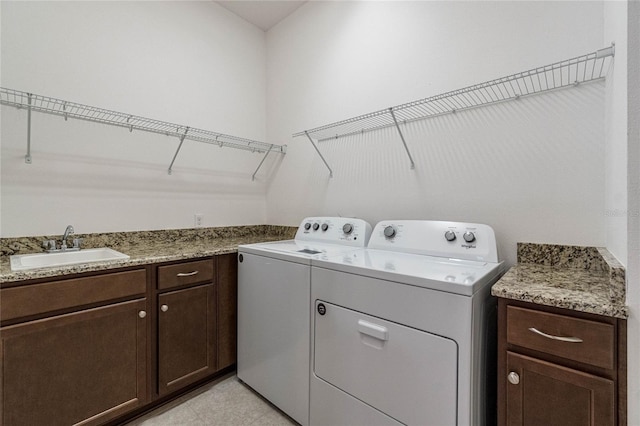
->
{"left": 506, "top": 352, "right": 615, "bottom": 426}
{"left": 158, "top": 284, "right": 216, "bottom": 396}
{"left": 216, "top": 253, "right": 238, "bottom": 370}
{"left": 0, "top": 299, "right": 147, "bottom": 426}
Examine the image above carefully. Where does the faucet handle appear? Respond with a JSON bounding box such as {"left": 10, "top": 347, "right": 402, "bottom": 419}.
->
{"left": 43, "top": 240, "right": 57, "bottom": 251}
{"left": 73, "top": 238, "right": 83, "bottom": 249}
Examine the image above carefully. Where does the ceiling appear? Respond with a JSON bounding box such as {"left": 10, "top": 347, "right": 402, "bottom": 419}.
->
{"left": 215, "top": 1, "right": 307, "bottom": 31}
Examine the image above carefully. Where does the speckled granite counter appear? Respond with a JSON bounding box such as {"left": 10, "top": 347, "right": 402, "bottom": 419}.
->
{"left": 491, "top": 243, "right": 627, "bottom": 319}
{"left": 0, "top": 225, "right": 297, "bottom": 284}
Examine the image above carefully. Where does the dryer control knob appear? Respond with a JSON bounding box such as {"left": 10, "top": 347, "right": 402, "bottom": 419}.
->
{"left": 342, "top": 223, "right": 353, "bottom": 234}
{"left": 444, "top": 230, "right": 456, "bottom": 241}
{"left": 463, "top": 231, "right": 476, "bottom": 243}
{"left": 304, "top": 223, "right": 311, "bottom": 230}
{"left": 313, "top": 223, "right": 320, "bottom": 231}
{"left": 321, "top": 223, "right": 329, "bottom": 232}
{"left": 383, "top": 226, "right": 396, "bottom": 238}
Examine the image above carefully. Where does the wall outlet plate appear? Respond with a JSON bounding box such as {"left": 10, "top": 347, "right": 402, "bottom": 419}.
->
{"left": 194, "top": 214, "right": 204, "bottom": 228}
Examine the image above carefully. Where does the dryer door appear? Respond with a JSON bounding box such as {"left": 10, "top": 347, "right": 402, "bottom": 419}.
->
{"left": 313, "top": 301, "right": 458, "bottom": 425}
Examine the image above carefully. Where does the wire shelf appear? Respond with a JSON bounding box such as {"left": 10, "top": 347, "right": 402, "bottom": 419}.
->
{"left": 293, "top": 45, "right": 615, "bottom": 177}
{"left": 0, "top": 88, "right": 286, "bottom": 176}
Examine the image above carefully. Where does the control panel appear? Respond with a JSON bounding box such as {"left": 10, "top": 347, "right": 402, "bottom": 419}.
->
{"left": 295, "top": 217, "right": 373, "bottom": 247}
{"left": 368, "top": 220, "right": 499, "bottom": 262}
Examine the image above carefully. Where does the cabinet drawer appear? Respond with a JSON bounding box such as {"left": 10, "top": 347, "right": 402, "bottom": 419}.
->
{"left": 157, "top": 259, "right": 214, "bottom": 290}
{"left": 1, "top": 269, "right": 147, "bottom": 322}
{"left": 507, "top": 306, "right": 614, "bottom": 370}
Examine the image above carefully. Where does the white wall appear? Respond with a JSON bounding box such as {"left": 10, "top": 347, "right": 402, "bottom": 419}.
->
{"left": 0, "top": 1, "right": 278, "bottom": 237}
{"left": 266, "top": 1, "right": 606, "bottom": 266}
{"left": 625, "top": 1, "right": 640, "bottom": 424}
{"left": 604, "top": 1, "right": 628, "bottom": 266}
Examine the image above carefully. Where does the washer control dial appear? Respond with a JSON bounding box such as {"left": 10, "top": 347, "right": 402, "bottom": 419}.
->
{"left": 383, "top": 226, "right": 396, "bottom": 239}
{"left": 342, "top": 223, "right": 353, "bottom": 235}
{"left": 304, "top": 223, "right": 311, "bottom": 230}
{"left": 463, "top": 231, "right": 476, "bottom": 243}
{"left": 312, "top": 223, "right": 320, "bottom": 231}
{"left": 444, "top": 230, "right": 456, "bottom": 242}
{"left": 321, "top": 223, "right": 329, "bottom": 232}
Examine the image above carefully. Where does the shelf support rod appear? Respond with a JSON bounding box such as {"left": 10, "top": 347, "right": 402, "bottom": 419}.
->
{"left": 251, "top": 144, "right": 274, "bottom": 181}
{"left": 389, "top": 108, "right": 415, "bottom": 169}
{"left": 305, "top": 131, "right": 333, "bottom": 178}
{"left": 25, "top": 93, "right": 32, "bottom": 164}
{"left": 167, "top": 127, "right": 189, "bottom": 175}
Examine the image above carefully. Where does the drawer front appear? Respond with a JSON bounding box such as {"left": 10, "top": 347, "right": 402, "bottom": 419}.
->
{"left": 1, "top": 269, "right": 147, "bottom": 322}
{"left": 507, "top": 306, "right": 614, "bottom": 370}
{"left": 157, "top": 259, "right": 214, "bottom": 290}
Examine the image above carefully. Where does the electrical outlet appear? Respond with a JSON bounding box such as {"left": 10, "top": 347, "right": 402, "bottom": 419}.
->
{"left": 194, "top": 214, "right": 204, "bottom": 228}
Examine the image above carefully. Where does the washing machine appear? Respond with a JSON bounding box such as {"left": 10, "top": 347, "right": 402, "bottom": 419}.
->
{"left": 310, "top": 220, "right": 504, "bottom": 426}
{"left": 237, "top": 217, "right": 372, "bottom": 426}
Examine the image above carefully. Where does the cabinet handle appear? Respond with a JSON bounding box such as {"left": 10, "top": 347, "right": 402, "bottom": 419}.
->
{"left": 528, "top": 327, "right": 583, "bottom": 343}
{"left": 138, "top": 310, "right": 147, "bottom": 318}
{"left": 176, "top": 271, "right": 199, "bottom": 277}
{"left": 161, "top": 304, "right": 169, "bottom": 312}
{"left": 508, "top": 372, "right": 520, "bottom": 385}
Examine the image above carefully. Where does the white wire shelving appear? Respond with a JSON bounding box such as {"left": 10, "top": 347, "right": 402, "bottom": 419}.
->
{"left": 0, "top": 88, "right": 286, "bottom": 178}
{"left": 293, "top": 45, "right": 616, "bottom": 178}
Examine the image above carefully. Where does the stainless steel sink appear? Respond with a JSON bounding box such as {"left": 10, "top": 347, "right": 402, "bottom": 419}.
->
{"left": 10, "top": 248, "right": 130, "bottom": 271}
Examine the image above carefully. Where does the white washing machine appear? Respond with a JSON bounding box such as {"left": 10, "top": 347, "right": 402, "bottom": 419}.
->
{"left": 310, "top": 220, "right": 504, "bottom": 426}
{"left": 237, "top": 217, "right": 372, "bottom": 426}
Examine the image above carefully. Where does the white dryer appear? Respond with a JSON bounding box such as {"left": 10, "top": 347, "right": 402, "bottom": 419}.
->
{"left": 310, "top": 220, "right": 504, "bottom": 426}
{"left": 237, "top": 217, "right": 372, "bottom": 426}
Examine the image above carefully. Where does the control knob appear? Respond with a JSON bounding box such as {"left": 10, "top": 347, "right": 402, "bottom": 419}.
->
{"left": 383, "top": 226, "right": 396, "bottom": 239}
{"left": 444, "top": 230, "right": 456, "bottom": 242}
{"left": 304, "top": 223, "right": 311, "bottom": 230}
{"left": 463, "top": 231, "right": 476, "bottom": 243}
{"left": 312, "top": 223, "right": 320, "bottom": 231}
{"left": 321, "top": 223, "right": 329, "bottom": 232}
{"left": 342, "top": 223, "right": 353, "bottom": 235}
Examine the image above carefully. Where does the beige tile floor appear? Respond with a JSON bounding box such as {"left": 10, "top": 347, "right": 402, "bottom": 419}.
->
{"left": 125, "top": 374, "right": 298, "bottom": 426}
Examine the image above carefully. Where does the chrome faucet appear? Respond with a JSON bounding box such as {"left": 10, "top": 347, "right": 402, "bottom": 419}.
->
{"left": 43, "top": 225, "right": 82, "bottom": 252}
{"left": 61, "top": 225, "right": 74, "bottom": 249}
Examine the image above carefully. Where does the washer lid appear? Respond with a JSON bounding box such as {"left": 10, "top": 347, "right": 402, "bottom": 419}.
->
{"left": 313, "top": 248, "right": 504, "bottom": 296}
{"left": 239, "top": 240, "right": 366, "bottom": 265}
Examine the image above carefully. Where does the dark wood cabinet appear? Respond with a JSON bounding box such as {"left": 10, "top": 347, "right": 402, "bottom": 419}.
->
{"left": 498, "top": 299, "right": 626, "bottom": 426}
{"left": 1, "top": 254, "right": 240, "bottom": 425}
{"left": 216, "top": 253, "right": 238, "bottom": 370}
{"left": 506, "top": 352, "right": 615, "bottom": 426}
{"left": 157, "top": 284, "right": 216, "bottom": 396}
{"left": 0, "top": 298, "right": 148, "bottom": 426}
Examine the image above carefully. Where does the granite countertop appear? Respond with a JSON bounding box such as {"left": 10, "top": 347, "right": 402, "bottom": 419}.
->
{"left": 0, "top": 225, "right": 297, "bottom": 284}
{"left": 491, "top": 243, "right": 627, "bottom": 319}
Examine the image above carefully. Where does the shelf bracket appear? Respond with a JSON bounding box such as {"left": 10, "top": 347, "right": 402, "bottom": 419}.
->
{"left": 388, "top": 108, "right": 415, "bottom": 170}
{"left": 167, "top": 127, "right": 189, "bottom": 175}
{"left": 25, "top": 93, "right": 32, "bottom": 164}
{"left": 305, "top": 131, "right": 333, "bottom": 178}
{"left": 251, "top": 144, "right": 274, "bottom": 181}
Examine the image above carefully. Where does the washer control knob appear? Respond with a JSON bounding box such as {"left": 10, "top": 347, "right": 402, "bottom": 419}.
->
{"left": 463, "top": 231, "right": 476, "bottom": 243}
{"left": 304, "top": 223, "right": 311, "bottom": 230}
{"left": 321, "top": 223, "right": 329, "bottom": 232}
{"left": 383, "top": 226, "right": 396, "bottom": 239}
{"left": 342, "top": 223, "right": 354, "bottom": 235}
{"left": 444, "top": 230, "right": 456, "bottom": 242}
{"left": 312, "top": 223, "right": 320, "bottom": 231}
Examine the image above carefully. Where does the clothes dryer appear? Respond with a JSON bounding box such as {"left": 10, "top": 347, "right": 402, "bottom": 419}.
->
{"left": 310, "top": 220, "right": 504, "bottom": 426}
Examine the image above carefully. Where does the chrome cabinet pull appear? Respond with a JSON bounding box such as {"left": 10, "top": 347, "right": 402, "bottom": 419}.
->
{"left": 176, "top": 271, "right": 199, "bottom": 277}
{"left": 507, "top": 372, "right": 520, "bottom": 385}
{"left": 528, "top": 327, "right": 583, "bottom": 343}
{"left": 138, "top": 310, "right": 147, "bottom": 319}
{"left": 161, "top": 304, "right": 169, "bottom": 312}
